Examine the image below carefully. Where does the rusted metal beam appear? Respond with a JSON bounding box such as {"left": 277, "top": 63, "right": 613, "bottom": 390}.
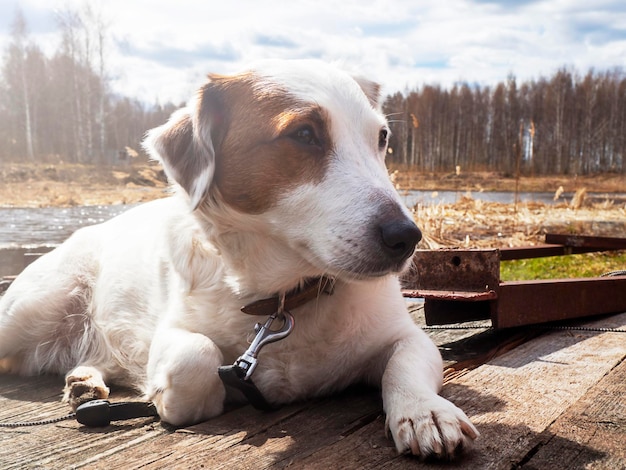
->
{"left": 404, "top": 249, "right": 500, "bottom": 326}
{"left": 404, "top": 233, "right": 626, "bottom": 328}
{"left": 408, "top": 288, "right": 497, "bottom": 326}
{"left": 545, "top": 233, "right": 626, "bottom": 250}
{"left": 403, "top": 249, "right": 500, "bottom": 292}
{"left": 421, "top": 297, "right": 494, "bottom": 325}
{"left": 499, "top": 244, "right": 599, "bottom": 260}
{"left": 494, "top": 276, "right": 626, "bottom": 328}
{"left": 500, "top": 233, "right": 626, "bottom": 260}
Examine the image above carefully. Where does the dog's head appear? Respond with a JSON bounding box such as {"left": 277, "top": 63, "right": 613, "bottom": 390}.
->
{"left": 145, "top": 60, "right": 421, "bottom": 280}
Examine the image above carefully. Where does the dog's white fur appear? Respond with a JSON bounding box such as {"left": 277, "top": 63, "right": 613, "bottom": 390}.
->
{"left": 0, "top": 60, "right": 477, "bottom": 458}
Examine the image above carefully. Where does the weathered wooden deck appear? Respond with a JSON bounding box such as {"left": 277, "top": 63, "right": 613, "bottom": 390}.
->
{"left": 1, "top": 304, "right": 624, "bottom": 469}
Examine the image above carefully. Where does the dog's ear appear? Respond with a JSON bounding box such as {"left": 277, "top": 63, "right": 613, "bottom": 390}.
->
{"left": 143, "top": 80, "right": 225, "bottom": 209}
{"left": 353, "top": 76, "right": 382, "bottom": 110}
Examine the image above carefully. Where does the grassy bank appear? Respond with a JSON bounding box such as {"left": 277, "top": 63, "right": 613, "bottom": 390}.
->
{"left": 501, "top": 251, "right": 626, "bottom": 281}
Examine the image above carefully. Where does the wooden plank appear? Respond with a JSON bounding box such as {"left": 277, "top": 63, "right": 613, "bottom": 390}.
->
{"left": 80, "top": 313, "right": 626, "bottom": 469}
{"left": 0, "top": 375, "right": 165, "bottom": 469}
{"left": 277, "top": 317, "right": 626, "bottom": 470}
{"left": 90, "top": 388, "right": 384, "bottom": 469}
{"left": 521, "top": 359, "right": 626, "bottom": 469}
{"left": 279, "top": 415, "right": 400, "bottom": 470}
{"left": 1, "top": 313, "right": 623, "bottom": 468}
{"left": 430, "top": 312, "right": 626, "bottom": 470}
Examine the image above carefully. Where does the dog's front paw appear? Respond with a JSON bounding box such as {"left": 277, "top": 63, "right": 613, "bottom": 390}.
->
{"left": 147, "top": 329, "right": 225, "bottom": 426}
{"left": 385, "top": 394, "right": 479, "bottom": 459}
{"left": 63, "top": 366, "right": 110, "bottom": 410}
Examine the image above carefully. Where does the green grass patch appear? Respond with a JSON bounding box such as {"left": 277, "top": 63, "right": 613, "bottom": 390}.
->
{"left": 500, "top": 250, "right": 626, "bottom": 281}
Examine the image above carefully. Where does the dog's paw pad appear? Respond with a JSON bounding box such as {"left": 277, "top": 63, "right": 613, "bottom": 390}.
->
{"left": 63, "top": 366, "right": 110, "bottom": 410}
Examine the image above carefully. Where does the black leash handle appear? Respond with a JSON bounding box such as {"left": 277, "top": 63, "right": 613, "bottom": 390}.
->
{"left": 76, "top": 400, "right": 159, "bottom": 427}
{"left": 0, "top": 400, "right": 159, "bottom": 428}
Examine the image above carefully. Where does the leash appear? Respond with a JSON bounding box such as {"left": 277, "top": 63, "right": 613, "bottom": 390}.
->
{"left": 0, "top": 413, "right": 76, "bottom": 427}
{"left": 0, "top": 401, "right": 158, "bottom": 428}
{"left": 218, "top": 294, "right": 294, "bottom": 410}
{"left": 218, "top": 276, "right": 334, "bottom": 410}
{"left": 0, "top": 305, "right": 294, "bottom": 426}
{"left": 0, "top": 304, "right": 296, "bottom": 427}
{"left": 0, "top": 276, "right": 334, "bottom": 426}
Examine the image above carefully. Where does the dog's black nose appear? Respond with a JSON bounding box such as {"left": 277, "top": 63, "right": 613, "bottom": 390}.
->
{"left": 380, "top": 219, "right": 422, "bottom": 261}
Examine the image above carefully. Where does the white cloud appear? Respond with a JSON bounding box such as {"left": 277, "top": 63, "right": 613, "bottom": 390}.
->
{"left": 1, "top": 0, "right": 625, "bottom": 103}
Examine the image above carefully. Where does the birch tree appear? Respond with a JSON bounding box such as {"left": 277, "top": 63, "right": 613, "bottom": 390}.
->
{"left": 2, "top": 9, "right": 36, "bottom": 161}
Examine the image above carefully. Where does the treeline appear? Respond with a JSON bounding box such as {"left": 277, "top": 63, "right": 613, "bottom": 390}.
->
{"left": 0, "top": 8, "right": 177, "bottom": 164}
{"left": 383, "top": 68, "right": 626, "bottom": 175}
{"left": 2, "top": 9, "right": 626, "bottom": 175}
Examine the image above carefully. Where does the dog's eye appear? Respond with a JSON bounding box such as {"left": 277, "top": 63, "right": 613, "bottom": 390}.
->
{"left": 290, "top": 126, "right": 321, "bottom": 147}
{"left": 378, "top": 128, "right": 389, "bottom": 149}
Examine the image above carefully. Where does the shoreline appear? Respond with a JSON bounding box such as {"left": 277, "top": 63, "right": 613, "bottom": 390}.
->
{"left": 1, "top": 162, "right": 625, "bottom": 209}
{"left": 389, "top": 168, "right": 626, "bottom": 195}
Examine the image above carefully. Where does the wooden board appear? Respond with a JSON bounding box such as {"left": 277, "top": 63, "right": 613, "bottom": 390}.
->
{"left": 522, "top": 359, "right": 626, "bottom": 469}
{"left": 0, "top": 313, "right": 624, "bottom": 469}
{"left": 437, "top": 312, "right": 626, "bottom": 470}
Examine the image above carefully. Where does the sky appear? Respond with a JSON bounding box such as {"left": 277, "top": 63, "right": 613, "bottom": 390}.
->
{"left": 1, "top": 0, "right": 626, "bottom": 105}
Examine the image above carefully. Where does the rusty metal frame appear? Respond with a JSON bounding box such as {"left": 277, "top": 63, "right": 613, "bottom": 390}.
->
{"left": 402, "top": 234, "right": 626, "bottom": 328}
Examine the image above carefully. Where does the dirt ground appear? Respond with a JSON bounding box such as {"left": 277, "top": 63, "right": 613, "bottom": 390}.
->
{"left": 0, "top": 162, "right": 169, "bottom": 207}
{"left": 1, "top": 162, "right": 624, "bottom": 249}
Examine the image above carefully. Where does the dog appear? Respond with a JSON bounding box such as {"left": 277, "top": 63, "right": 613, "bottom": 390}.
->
{"left": 0, "top": 60, "right": 478, "bottom": 458}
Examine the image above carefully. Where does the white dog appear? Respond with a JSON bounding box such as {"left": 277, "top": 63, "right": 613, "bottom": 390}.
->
{"left": 0, "top": 60, "right": 477, "bottom": 458}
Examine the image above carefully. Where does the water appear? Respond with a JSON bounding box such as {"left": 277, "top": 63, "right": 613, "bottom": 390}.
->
{"left": 0, "top": 204, "right": 137, "bottom": 248}
{"left": 397, "top": 189, "right": 619, "bottom": 207}
{"left": 0, "top": 190, "right": 623, "bottom": 248}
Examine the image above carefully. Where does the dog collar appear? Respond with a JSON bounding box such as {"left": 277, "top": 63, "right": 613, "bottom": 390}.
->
{"left": 240, "top": 276, "right": 335, "bottom": 315}
{"left": 218, "top": 276, "right": 335, "bottom": 410}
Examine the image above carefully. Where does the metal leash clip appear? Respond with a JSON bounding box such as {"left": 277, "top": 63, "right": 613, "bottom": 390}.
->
{"left": 218, "top": 293, "right": 295, "bottom": 410}
{"left": 234, "top": 294, "right": 294, "bottom": 380}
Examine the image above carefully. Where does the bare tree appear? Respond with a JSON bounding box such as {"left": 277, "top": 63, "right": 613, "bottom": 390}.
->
{"left": 383, "top": 66, "right": 626, "bottom": 176}
{"left": 54, "top": 4, "right": 110, "bottom": 163}
{"left": 3, "top": 9, "right": 626, "bottom": 177}
{"left": 3, "top": 9, "right": 35, "bottom": 161}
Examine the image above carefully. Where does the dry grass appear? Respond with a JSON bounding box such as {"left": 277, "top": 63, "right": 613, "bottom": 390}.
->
{"left": 389, "top": 167, "right": 626, "bottom": 194}
{"left": 413, "top": 194, "right": 626, "bottom": 249}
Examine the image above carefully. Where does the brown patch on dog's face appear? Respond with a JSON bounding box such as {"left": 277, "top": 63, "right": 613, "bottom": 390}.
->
{"left": 204, "top": 73, "right": 332, "bottom": 214}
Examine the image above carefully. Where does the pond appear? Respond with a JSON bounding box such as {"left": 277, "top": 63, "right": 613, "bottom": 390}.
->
{"left": 0, "top": 190, "right": 623, "bottom": 248}
{"left": 0, "top": 204, "right": 137, "bottom": 248}
{"left": 398, "top": 189, "right": 621, "bottom": 207}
